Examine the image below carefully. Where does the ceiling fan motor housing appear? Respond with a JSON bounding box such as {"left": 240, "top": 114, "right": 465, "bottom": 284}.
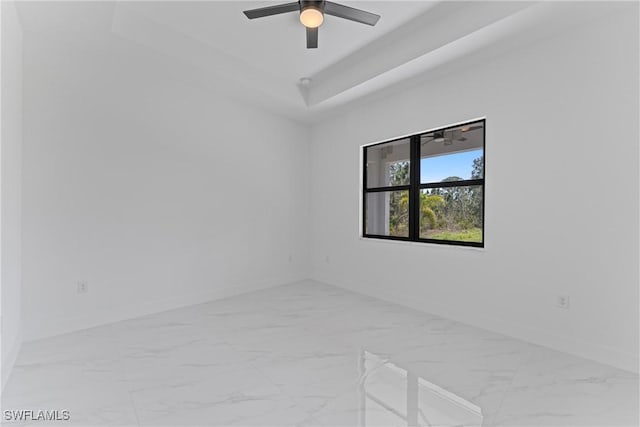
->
{"left": 300, "top": 1, "right": 325, "bottom": 13}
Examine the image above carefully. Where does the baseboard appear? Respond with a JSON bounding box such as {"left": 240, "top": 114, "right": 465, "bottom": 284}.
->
{"left": 22, "top": 276, "right": 638, "bottom": 373}
{"left": 2, "top": 329, "right": 23, "bottom": 391}
{"left": 24, "top": 278, "right": 305, "bottom": 342}
{"left": 316, "top": 277, "right": 639, "bottom": 374}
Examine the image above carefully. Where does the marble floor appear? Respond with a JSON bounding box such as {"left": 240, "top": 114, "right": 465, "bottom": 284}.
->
{"left": 2, "top": 280, "right": 638, "bottom": 426}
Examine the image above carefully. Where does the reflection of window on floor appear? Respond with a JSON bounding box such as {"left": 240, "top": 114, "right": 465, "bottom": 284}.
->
{"left": 359, "top": 350, "right": 483, "bottom": 427}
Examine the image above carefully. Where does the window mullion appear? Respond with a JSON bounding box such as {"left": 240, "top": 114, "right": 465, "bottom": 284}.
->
{"left": 409, "top": 135, "right": 420, "bottom": 241}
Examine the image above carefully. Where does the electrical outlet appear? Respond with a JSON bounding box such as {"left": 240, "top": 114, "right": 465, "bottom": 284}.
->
{"left": 325, "top": 255, "right": 330, "bottom": 264}
{"left": 555, "top": 295, "right": 570, "bottom": 309}
{"left": 77, "top": 281, "right": 88, "bottom": 294}
{"left": 288, "top": 255, "right": 293, "bottom": 263}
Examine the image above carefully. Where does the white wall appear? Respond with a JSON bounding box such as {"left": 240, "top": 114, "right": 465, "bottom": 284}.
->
{"left": 310, "top": 5, "right": 639, "bottom": 372}
{"left": 21, "top": 32, "right": 310, "bottom": 341}
{"left": 1, "top": 1, "right": 23, "bottom": 389}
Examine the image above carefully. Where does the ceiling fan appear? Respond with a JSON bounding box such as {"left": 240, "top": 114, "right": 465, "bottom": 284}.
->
{"left": 243, "top": 1, "right": 381, "bottom": 49}
{"left": 423, "top": 130, "right": 455, "bottom": 146}
{"left": 422, "top": 125, "right": 483, "bottom": 145}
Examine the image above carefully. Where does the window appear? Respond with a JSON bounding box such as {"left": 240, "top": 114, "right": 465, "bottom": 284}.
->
{"left": 363, "top": 119, "right": 485, "bottom": 247}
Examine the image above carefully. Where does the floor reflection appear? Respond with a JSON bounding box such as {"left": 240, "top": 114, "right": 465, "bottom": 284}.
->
{"left": 360, "top": 350, "right": 484, "bottom": 427}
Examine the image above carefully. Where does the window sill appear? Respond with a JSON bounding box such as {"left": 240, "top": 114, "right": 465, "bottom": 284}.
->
{"left": 358, "top": 236, "right": 486, "bottom": 251}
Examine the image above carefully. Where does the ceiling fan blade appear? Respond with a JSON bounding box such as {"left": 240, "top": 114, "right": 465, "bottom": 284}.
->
{"left": 461, "top": 125, "right": 483, "bottom": 133}
{"left": 306, "top": 27, "right": 318, "bottom": 48}
{"left": 324, "top": 1, "right": 380, "bottom": 26}
{"left": 243, "top": 2, "right": 299, "bottom": 19}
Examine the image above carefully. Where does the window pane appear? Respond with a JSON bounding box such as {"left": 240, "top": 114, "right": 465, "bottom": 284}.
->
{"left": 365, "top": 191, "right": 409, "bottom": 237}
{"left": 366, "top": 138, "right": 411, "bottom": 188}
{"left": 419, "top": 186, "right": 483, "bottom": 243}
{"left": 420, "top": 121, "right": 484, "bottom": 184}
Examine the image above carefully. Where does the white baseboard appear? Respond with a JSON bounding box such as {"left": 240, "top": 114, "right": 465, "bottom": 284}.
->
{"left": 317, "top": 278, "right": 639, "bottom": 374}
{"left": 24, "top": 278, "right": 304, "bottom": 342}
{"left": 2, "top": 329, "right": 23, "bottom": 391}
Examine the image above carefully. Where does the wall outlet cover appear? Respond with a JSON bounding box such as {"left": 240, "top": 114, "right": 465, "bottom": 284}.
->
{"left": 77, "top": 282, "right": 88, "bottom": 294}
{"left": 555, "top": 295, "right": 570, "bottom": 309}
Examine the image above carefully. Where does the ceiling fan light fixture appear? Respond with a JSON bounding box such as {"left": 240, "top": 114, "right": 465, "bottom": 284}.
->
{"left": 300, "top": 6, "right": 324, "bottom": 28}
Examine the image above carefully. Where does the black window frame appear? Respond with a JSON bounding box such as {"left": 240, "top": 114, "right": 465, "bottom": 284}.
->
{"left": 362, "top": 119, "right": 485, "bottom": 248}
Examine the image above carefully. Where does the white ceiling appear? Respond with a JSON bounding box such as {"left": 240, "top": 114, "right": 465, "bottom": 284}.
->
{"left": 15, "top": 1, "right": 615, "bottom": 123}
{"left": 118, "top": 1, "right": 437, "bottom": 82}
